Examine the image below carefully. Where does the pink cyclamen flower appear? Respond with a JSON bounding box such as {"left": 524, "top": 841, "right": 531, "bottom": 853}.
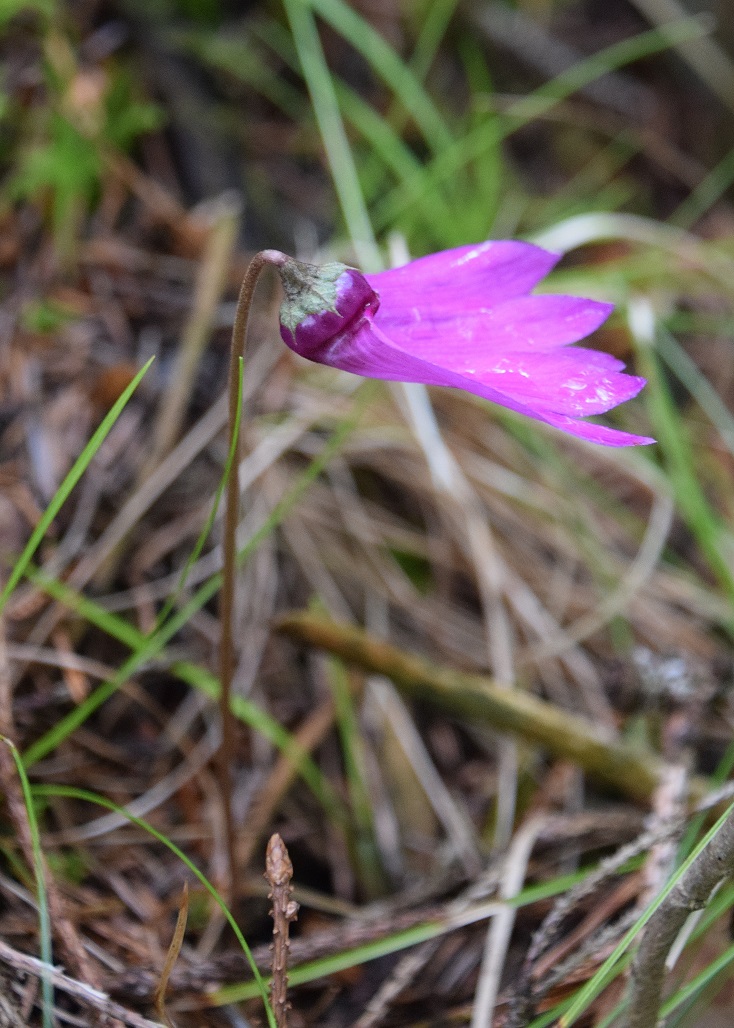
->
{"left": 274, "top": 241, "right": 654, "bottom": 447}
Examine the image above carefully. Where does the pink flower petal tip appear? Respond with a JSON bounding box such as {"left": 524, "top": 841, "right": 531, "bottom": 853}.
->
{"left": 273, "top": 242, "right": 655, "bottom": 447}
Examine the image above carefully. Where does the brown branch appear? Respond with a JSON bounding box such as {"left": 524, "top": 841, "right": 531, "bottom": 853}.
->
{"left": 275, "top": 611, "right": 711, "bottom": 806}
{"left": 623, "top": 807, "right": 734, "bottom": 1028}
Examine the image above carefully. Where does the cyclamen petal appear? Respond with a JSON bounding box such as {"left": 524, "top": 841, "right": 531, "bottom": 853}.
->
{"left": 367, "top": 241, "right": 561, "bottom": 313}
{"left": 375, "top": 296, "right": 615, "bottom": 363}
{"left": 274, "top": 243, "right": 654, "bottom": 447}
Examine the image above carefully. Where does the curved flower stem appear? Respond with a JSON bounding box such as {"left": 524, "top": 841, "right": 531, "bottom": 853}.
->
{"left": 221, "top": 249, "right": 287, "bottom": 893}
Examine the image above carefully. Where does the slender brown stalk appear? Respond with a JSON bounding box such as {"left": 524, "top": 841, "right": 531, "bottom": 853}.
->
{"left": 220, "top": 249, "right": 287, "bottom": 894}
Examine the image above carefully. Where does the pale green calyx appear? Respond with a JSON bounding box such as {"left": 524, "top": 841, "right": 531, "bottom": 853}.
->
{"left": 278, "top": 260, "right": 350, "bottom": 334}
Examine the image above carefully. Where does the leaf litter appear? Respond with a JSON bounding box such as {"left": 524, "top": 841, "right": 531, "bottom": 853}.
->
{"left": 2, "top": 1, "right": 734, "bottom": 1026}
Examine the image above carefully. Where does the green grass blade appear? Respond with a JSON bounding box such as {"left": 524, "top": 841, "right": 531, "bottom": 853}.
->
{"left": 536, "top": 134, "right": 640, "bottom": 227}
{"left": 408, "top": 0, "right": 460, "bottom": 80}
{"left": 0, "top": 357, "right": 154, "bottom": 615}
{"left": 660, "top": 940, "right": 734, "bottom": 1022}
{"left": 23, "top": 385, "right": 371, "bottom": 796}
{"left": 22, "top": 633, "right": 346, "bottom": 823}
{"left": 26, "top": 565, "right": 145, "bottom": 650}
{"left": 656, "top": 324, "right": 734, "bottom": 459}
{"left": 675, "top": 739, "right": 734, "bottom": 868}
{"left": 575, "top": 892, "right": 734, "bottom": 1028}
{"left": 670, "top": 144, "right": 734, "bottom": 229}
{"left": 330, "top": 79, "right": 454, "bottom": 238}
{"left": 630, "top": 303, "right": 734, "bottom": 610}
{"left": 306, "top": 0, "right": 453, "bottom": 154}
{"left": 282, "top": 0, "right": 380, "bottom": 269}
{"left": 253, "top": 16, "right": 455, "bottom": 240}
{"left": 214, "top": 900, "right": 504, "bottom": 1005}
{"left": 32, "top": 784, "right": 276, "bottom": 1028}
{"left": 249, "top": 12, "right": 455, "bottom": 243}
{"left": 19, "top": 566, "right": 343, "bottom": 819}
{"left": 3, "top": 737, "right": 53, "bottom": 1027}
{"left": 326, "top": 658, "right": 383, "bottom": 896}
{"left": 178, "top": 27, "right": 307, "bottom": 118}
{"left": 218, "top": 851, "right": 644, "bottom": 1007}
{"left": 22, "top": 652, "right": 141, "bottom": 770}
{"left": 171, "top": 660, "right": 347, "bottom": 826}
{"left": 371, "top": 17, "right": 710, "bottom": 232}
{"left": 453, "top": 32, "right": 502, "bottom": 240}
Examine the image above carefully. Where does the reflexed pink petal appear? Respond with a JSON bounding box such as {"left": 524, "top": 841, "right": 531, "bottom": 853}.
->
{"left": 366, "top": 241, "right": 560, "bottom": 313}
{"left": 534, "top": 413, "right": 655, "bottom": 447}
{"left": 464, "top": 348, "right": 646, "bottom": 417}
{"left": 317, "top": 317, "right": 650, "bottom": 435}
{"left": 374, "top": 295, "right": 613, "bottom": 364}
{"left": 315, "top": 318, "right": 547, "bottom": 420}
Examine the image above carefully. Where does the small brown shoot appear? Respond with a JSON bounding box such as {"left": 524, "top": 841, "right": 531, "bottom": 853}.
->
{"left": 266, "top": 833, "right": 299, "bottom": 1028}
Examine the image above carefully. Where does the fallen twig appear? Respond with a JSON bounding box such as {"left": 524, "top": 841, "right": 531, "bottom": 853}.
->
{"left": 275, "top": 611, "right": 710, "bottom": 806}
{"left": 0, "top": 938, "right": 163, "bottom": 1028}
